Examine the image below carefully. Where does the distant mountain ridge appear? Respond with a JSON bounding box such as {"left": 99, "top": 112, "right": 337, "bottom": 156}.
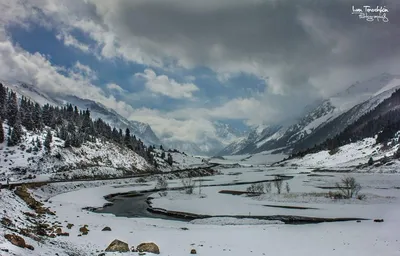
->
{"left": 2, "top": 80, "right": 248, "bottom": 156}
{"left": 220, "top": 73, "right": 400, "bottom": 155}
{"left": 2, "top": 81, "right": 161, "bottom": 146}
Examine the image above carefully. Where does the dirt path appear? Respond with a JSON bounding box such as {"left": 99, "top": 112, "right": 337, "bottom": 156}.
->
{"left": 4, "top": 163, "right": 221, "bottom": 190}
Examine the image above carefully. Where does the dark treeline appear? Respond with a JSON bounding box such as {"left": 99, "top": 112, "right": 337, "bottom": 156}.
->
{"left": 291, "top": 89, "right": 400, "bottom": 158}
{"left": 0, "top": 83, "right": 158, "bottom": 166}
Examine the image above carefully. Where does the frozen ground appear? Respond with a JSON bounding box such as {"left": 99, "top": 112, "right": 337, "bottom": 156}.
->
{"left": 1, "top": 149, "right": 400, "bottom": 255}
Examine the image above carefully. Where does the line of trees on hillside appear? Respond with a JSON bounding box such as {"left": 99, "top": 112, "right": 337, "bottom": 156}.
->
{"left": 0, "top": 83, "right": 158, "bottom": 166}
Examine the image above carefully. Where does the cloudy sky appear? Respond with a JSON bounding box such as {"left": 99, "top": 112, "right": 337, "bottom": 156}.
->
{"left": 1, "top": 0, "right": 400, "bottom": 143}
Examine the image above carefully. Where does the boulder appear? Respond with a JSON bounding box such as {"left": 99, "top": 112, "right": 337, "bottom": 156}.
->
{"left": 4, "top": 234, "right": 34, "bottom": 250}
{"left": 105, "top": 239, "right": 130, "bottom": 252}
{"left": 55, "top": 228, "right": 62, "bottom": 234}
{"left": 66, "top": 223, "right": 74, "bottom": 229}
{"left": 137, "top": 242, "right": 160, "bottom": 254}
{"left": 190, "top": 249, "right": 197, "bottom": 254}
{"left": 102, "top": 226, "right": 111, "bottom": 231}
{"left": 4, "top": 234, "right": 26, "bottom": 248}
{"left": 374, "top": 219, "right": 384, "bottom": 222}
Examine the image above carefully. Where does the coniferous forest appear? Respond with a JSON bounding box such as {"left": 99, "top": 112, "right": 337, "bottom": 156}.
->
{"left": 0, "top": 83, "right": 158, "bottom": 167}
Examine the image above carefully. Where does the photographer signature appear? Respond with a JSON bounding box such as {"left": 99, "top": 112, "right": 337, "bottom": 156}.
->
{"left": 352, "top": 5, "right": 389, "bottom": 22}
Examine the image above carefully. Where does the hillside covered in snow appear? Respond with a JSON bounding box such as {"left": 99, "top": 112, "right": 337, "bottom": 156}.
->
{"left": 0, "top": 83, "right": 207, "bottom": 183}
{"left": 221, "top": 73, "right": 400, "bottom": 156}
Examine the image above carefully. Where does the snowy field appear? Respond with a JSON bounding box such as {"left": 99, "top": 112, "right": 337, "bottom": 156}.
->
{"left": 1, "top": 163, "right": 400, "bottom": 255}
{"left": 1, "top": 142, "right": 400, "bottom": 256}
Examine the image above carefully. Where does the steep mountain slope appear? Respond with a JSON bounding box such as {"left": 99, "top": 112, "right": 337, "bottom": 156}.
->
{"left": 1, "top": 81, "right": 161, "bottom": 146}
{"left": 217, "top": 124, "right": 282, "bottom": 155}
{"left": 292, "top": 89, "right": 400, "bottom": 156}
{"left": 222, "top": 73, "right": 400, "bottom": 155}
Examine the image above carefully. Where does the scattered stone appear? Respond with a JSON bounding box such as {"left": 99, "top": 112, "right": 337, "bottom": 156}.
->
{"left": 105, "top": 239, "right": 130, "bottom": 252}
{"left": 23, "top": 212, "right": 37, "bottom": 218}
{"left": 14, "top": 186, "right": 55, "bottom": 215}
{"left": 1, "top": 248, "right": 9, "bottom": 252}
{"left": 137, "top": 242, "right": 160, "bottom": 254}
{"left": 139, "top": 252, "right": 146, "bottom": 256}
{"left": 1, "top": 217, "right": 12, "bottom": 227}
{"left": 4, "top": 234, "right": 26, "bottom": 248}
{"left": 98, "top": 253, "right": 106, "bottom": 256}
{"left": 190, "top": 249, "right": 197, "bottom": 254}
{"left": 131, "top": 246, "right": 137, "bottom": 252}
{"left": 181, "top": 227, "right": 189, "bottom": 230}
{"left": 66, "top": 223, "right": 74, "bottom": 229}
{"left": 49, "top": 234, "right": 56, "bottom": 238}
{"left": 356, "top": 220, "right": 361, "bottom": 223}
{"left": 374, "top": 219, "right": 384, "bottom": 222}
{"left": 79, "top": 225, "right": 89, "bottom": 235}
{"left": 102, "top": 226, "right": 111, "bottom": 231}
{"left": 57, "top": 232, "right": 69, "bottom": 237}
{"left": 25, "top": 244, "right": 34, "bottom": 250}
{"left": 4, "top": 234, "right": 34, "bottom": 250}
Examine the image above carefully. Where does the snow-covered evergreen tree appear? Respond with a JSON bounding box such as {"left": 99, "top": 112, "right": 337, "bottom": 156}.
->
{"left": 44, "top": 130, "right": 52, "bottom": 153}
{"left": 0, "top": 118, "right": 4, "bottom": 143}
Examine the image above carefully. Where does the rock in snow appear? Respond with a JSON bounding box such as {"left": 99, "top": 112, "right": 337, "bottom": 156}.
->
{"left": 137, "top": 242, "right": 160, "bottom": 254}
{"left": 105, "top": 239, "right": 130, "bottom": 252}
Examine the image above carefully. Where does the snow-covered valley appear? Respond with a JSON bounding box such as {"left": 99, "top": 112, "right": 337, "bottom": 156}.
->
{"left": 1, "top": 143, "right": 400, "bottom": 256}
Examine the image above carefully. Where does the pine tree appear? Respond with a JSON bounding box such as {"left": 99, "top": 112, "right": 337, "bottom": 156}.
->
{"left": 12, "top": 112, "right": 23, "bottom": 144}
{"left": 64, "top": 135, "right": 71, "bottom": 148}
{"left": 33, "top": 103, "right": 43, "bottom": 131}
{"left": 36, "top": 137, "right": 42, "bottom": 149}
{"left": 160, "top": 145, "right": 164, "bottom": 151}
{"left": 6, "top": 91, "right": 19, "bottom": 127}
{"left": 125, "top": 128, "right": 131, "bottom": 146}
{"left": 0, "top": 118, "right": 4, "bottom": 143}
{"left": 0, "top": 83, "right": 7, "bottom": 119}
{"left": 161, "top": 151, "right": 166, "bottom": 159}
{"left": 167, "top": 153, "right": 173, "bottom": 166}
{"left": 44, "top": 130, "right": 52, "bottom": 153}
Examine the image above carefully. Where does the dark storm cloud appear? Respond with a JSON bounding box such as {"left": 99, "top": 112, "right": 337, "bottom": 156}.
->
{"left": 94, "top": 0, "right": 400, "bottom": 94}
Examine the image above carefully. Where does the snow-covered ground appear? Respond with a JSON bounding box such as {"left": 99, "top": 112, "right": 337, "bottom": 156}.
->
{"left": 285, "top": 137, "right": 400, "bottom": 172}
{"left": 1, "top": 144, "right": 400, "bottom": 256}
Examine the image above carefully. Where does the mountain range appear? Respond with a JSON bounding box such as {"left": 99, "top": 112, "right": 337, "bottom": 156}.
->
{"left": 220, "top": 73, "right": 400, "bottom": 155}
{"left": 1, "top": 80, "right": 247, "bottom": 155}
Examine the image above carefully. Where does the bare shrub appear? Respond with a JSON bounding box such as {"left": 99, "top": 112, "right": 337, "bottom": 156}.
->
{"left": 181, "top": 177, "right": 196, "bottom": 194}
{"left": 155, "top": 176, "right": 168, "bottom": 197}
{"left": 274, "top": 176, "right": 283, "bottom": 194}
{"left": 335, "top": 176, "right": 361, "bottom": 199}
{"left": 246, "top": 183, "right": 265, "bottom": 194}
{"left": 264, "top": 182, "right": 272, "bottom": 193}
{"left": 357, "top": 194, "right": 366, "bottom": 200}
{"left": 136, "top": 177, "right": 147, "bottom": 183}
{"left": 285, "top": 182, "right": 290, "bottom": 193}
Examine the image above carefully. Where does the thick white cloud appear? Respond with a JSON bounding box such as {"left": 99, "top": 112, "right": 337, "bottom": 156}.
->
{"left": 135, "top": 69, "right": 199, "bottom": 99}
{"left": 0, "top": 39, "right": 135, "bottom": 118}
{"left": 128, "top": 108, "right": 217, "bottom": 142}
